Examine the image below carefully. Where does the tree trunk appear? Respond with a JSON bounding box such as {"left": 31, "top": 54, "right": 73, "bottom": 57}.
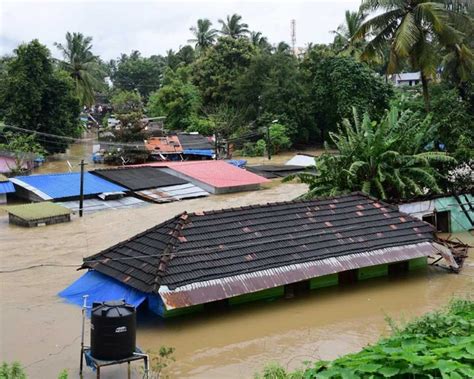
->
{"left": 421, "top": 72, "right": 431, "bottom": 112}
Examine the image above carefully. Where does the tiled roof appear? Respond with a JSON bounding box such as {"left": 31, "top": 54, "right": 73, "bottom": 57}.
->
{"left": 145, "top": 136, "right": 182, "bottom": 154}
{"left": 82, "top": 193, "right": 436, "bottom": 301}
{"left": 91, "top": 167, "right": 187, "bottom": 191}
{"left": 138, "top": 161, "right": 269, "bottom": 189}
{"left": 11, "top": 172, "right": 126, "bottom": 200}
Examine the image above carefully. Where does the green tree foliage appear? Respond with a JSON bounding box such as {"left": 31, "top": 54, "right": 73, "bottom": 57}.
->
{"left": 393, "top": 83, "right": 474, "bottom": 162}
{"left": 193, "top": 37, "right": 255, "bottom": 106}
{"left": 332, "top": 10, "right": 367, "bottom": 57}
{"left": 0, "top": 40, "right": 81, "bottom": 153}
{"left": 0, "top": 131, "right": 44, "bottom": 174}
{"left": 288, "top": 107, "right": 455, "bottom": 202}
{"left": 268, "top": 123, "right": 291, "bottom": 154}
{"left": 301, "top": 53, "right": 393, "bottom": 141}
{"left": 356, "top": 0, "right": 473, "bottom": 111}
{"left": 109, "top": 51, "right": 164, "bottom": 98}
{"left": 147, "top": 67, "right": 201, "bottom": 130}
{"left": 111, "top": 90, "right": 145, "bottom": 142}
{"left": 0, "top": 362, "right": 26, "bottom": 379}
{"left": 189, "top": 19, "right": 218, "bottom": 51}
{"left": 218, "top": 14, "right": 249, "bottom": 38}
{"left": 54, "top": 32, "right": 105, "bottom": 106}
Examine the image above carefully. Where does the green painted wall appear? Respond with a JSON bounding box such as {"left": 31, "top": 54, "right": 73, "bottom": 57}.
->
{"left": 162, "top": 257, "right": 430, "bottom": 317}
{"left": 162, "top": 303, "right": 204, "bottom": 318}
{"left": 229, "top": 286, "right": 284, "bottom": 306}
{"left": 358, "top": 264, "right": 388, "bottom": 280}
{"left": 310, "top": 273, "right": 339, "bottom": 289}
{"left": 409, "top": 256, "right": 428, "bottom": 271}
{"left": 434, "top": 195, "right": 473, "bottom": 232}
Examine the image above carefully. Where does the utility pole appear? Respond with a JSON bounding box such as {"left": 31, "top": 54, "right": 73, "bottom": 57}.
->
{"left": 79, "top": 160, "right": 87, "bottom": 217}
{"left": 266, "top": 125, "right": 271, "bottom": 161}
{"left": 214, "top": 132, "right": 218, "bottom": 160}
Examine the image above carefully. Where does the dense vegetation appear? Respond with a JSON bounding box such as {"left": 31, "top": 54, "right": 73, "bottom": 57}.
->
{"left": 0, "top": 1, "right": 472, "bottom": 196}
{"left": 255, "top": 298, "right": 474, "bottom": 379}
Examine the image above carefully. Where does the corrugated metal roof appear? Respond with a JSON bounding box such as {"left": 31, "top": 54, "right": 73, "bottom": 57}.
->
{"left": 135, "top": 183, "right": 209, "bottom": 203}
{"left": 285, "top": 154, "right": 316, "bottom": 167}
{"left": 146, "top": 136, "right": 183, "bottom": 154}
{"left": 159, "top": 242, "right": 442, "bottom": 309}
{"left": 0, "top": 179, "right": 15, "bottom": 194}
{"left": 246, "top": 165, "right": 306, "bottom": 179}
{"left": 91, "top": 167, "right": 187, "bottom": 190}
{"left": 59, "top": 196, "right": 148, "bottom": 213}
{"left": 394, "top": 72, "right": 421, "bottom": 81}
{"left": 6, "top": 202, "right": 71, "bottom": 221}
{"left": 81, "top": 193, "right": 446, "bottom": 310}
{"left": 177, "top": 134, "right": 213, "bottom": 150}
{"left": 11, "top": 172, "right": 126, "bottom": 200}
{"left": 136, "top": 161, "right": 269, "bottom": 189}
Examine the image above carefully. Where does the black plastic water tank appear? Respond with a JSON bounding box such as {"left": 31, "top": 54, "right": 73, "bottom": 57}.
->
{"left": 90, "top": 300, "right": 136, "bottom": 360}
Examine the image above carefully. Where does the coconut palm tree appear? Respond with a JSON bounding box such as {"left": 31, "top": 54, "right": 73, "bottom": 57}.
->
{"left": 54, "top": 32, "right": 104, "bottom": 106}
{"left": 332, "top": 10, "right": 367, "bottom": 57}
{"left": 218, "top": 14, "right": 249, "bottom": 38}
{"left": 249, "top": 31, "right": 271, "bottom": 51}
{"left": 189, "top": 19, "right": 218, "bottom": 50}
{"left": 287, "top": 107, "right": 455, "bottom": 201}
{"left": 354, "top": 0, "right": 472, "bottom": 111}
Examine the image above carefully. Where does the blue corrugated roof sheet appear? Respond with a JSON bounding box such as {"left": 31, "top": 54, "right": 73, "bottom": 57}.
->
{"left": 0, "top": 181, "right": 15, "bottom": 194}
{"left": 13, "top": 172, "right": 126, "bottom": 199}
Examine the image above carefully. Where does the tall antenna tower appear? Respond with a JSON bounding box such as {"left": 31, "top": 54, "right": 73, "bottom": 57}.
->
{"left": 291, "top": 19, "right": 296, "bottom": 56}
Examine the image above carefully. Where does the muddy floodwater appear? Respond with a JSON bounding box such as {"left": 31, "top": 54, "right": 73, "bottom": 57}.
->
{"left": 0, "top": 181, "right": 472, "bottom": 378}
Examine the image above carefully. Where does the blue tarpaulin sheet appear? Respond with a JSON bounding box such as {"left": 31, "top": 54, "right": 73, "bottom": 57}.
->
{"left": 226, "top": 160, "right": 247, "bottom": 168}
{"left": 58, "top": 271, "right": 147, "bottom": 309}
{"left": 183, "top": 149, "right": 213, "bottom": 157}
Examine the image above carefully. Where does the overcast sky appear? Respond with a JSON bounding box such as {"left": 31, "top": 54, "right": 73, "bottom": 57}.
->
{"left": 0, "top": 0, "right": 360, "bottom": 60}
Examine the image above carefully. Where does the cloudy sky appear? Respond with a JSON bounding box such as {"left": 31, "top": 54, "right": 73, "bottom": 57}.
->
{"left": 0, "top": 0, "right": 360, "bottom": 60}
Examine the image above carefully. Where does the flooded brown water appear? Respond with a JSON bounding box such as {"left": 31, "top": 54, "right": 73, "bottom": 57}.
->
{"left": 0, "top": 181, "right": 472, "bottom": 378}
{"left": 34, "top": 138, "right": 106, "bottom": 174}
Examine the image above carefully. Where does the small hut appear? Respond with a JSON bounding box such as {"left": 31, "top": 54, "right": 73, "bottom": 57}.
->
{"left": 6, "top": 202, "right": 72, "bottom": 227}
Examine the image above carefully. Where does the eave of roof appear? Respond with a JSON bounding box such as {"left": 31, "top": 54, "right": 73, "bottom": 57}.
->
{"left": 158, "top": 241, "right": 447, "bottom": 309}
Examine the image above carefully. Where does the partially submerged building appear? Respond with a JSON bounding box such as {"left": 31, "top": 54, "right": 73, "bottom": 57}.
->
{"left": 139, "top": 161, "right": 270, "bottom": 194}
{"left": 398, "top": 194, "right": 473, "bottom": 232}
{"left": 285, "top": 153, "right": 316, "bottom": 167}
{"left": 246, "top": 165, "right": 307, "bottom": 179}
{"left": 0, "top": 174, "right": 15, "bottom": 205}
{"left": 60, "top": 193, "right": 457, "bottom": 318}
{"left": 90, "top": 167, "right": 209, "bottom": 203}
{"left": 177, "top": 133, "right": 214, "bottom": 158}
{"left": 6, "top": 202, "right": 72, "bottom": 227}
{"left": 10, "top": 172, "right": 127, "bottom": 202}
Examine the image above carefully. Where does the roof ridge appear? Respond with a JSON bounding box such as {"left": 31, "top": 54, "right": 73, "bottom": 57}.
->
{"left": 80, "top": 214, "right": 184, "bottom": 269}
{"left": 153, "top": 211, "right": 190, "bottom": 292}
{"left": 187, "top": 192, "right": 369, "bottom": 217}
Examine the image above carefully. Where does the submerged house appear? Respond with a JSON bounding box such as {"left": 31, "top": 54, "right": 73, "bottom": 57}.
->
{"left": 398, "top": 194, "right": 473, "bottom": 233}
{"left": 61, "top": 193, "right": 456, "bottom": 318}
{"left": 139, "top": 160, "right": 270, "bottom": 194}
{"left": 10, "top": 172, "right": 127, "bottom": 202}
{"left": 90, "top": 166, "right": 209, "bottom": 203}
{"left": 0, "top": 174, "right": 15, "bottom": 204}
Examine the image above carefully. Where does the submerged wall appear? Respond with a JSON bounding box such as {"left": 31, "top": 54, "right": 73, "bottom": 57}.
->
{"left": 154, "top": 257, "right": 429, "bottom": 318}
